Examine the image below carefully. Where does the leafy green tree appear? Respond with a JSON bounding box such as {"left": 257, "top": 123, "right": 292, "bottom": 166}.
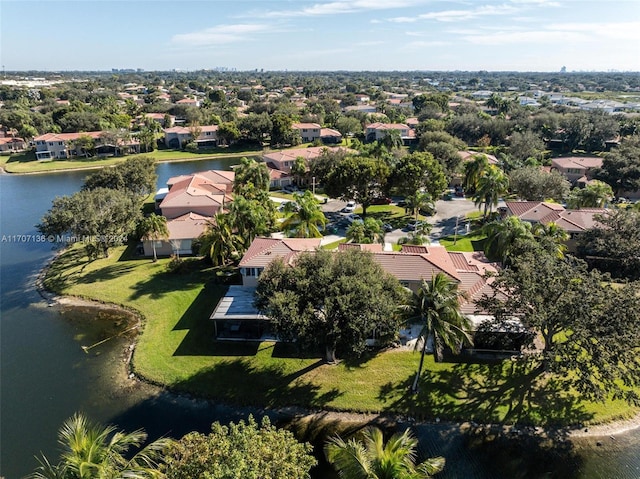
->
{"left": 482, "top": 216, "right": 535, "bottom": 264}
{"left": 478, "top": 246, "right": 640, "bottom": 404}
{"left": 138, "top": 127, "right": 157, "bottom": 152}
{"left": 216, "top": 121, "right": 240, "bottom": 146}
{"left": 380, "top": 129, "right": 403, "bottom": 150}
{"left": 28, "top": 413, "right": 170, "bottom": 479}
{"left": 82, "top": 156, "right": 157, "bottom": 199}
{"left": 532, "top": 221, "right": 569, "bottom": 258}
{"left": 389, "top": 152, "right": 447, "bottom": 202}
{"left": 592, "top": 137, "right": 640, "bottom": 196}
{"left": 567, "top": 180, "right": 613, "bottom": 208}
{"left": 509, "top": 167, "right": 570, "bottom": 202}
{"left": 228, "top": 193, "right": 275, "bottom": 245}
{"left": 335, "top": 116, "right": 363, "bottom": 137}
{"left": 163, "top": 415, "right": 316, "bottom": 479}
{"left": 281, "top": 190, "right": 326, "bottom": 238}
{"left": 404, "top": 191, "right": 436, "bottom": 221}
{"left": 139, "top": 213, "right": 169, "bottom": 262}
{"left": 508, "top": 130, "right": 546, "bottom": 163}
{"left": 323, "top": 156, "right": 390, "bottom": 217}
{"left": 255, "top": 249, "right": 405, "bottom": 362}
{"left": 37, "top": 188, "right": 140, "bottom": 258}
{"left": 325, "top": 426, "right": 445, "bottom": 479}
{"left": 238, "top": 112, "right": 272, "bottom": 144}
{"left": 473, "top": 165, "right": 509, "bottom": 220}
{"left": 196, "top": 213, "right": 244, "bottom": 266}
{"left": 271, "top": 113, "right": 298, "bottom": 147}
{"left": 577, "top": 208, "right": 640, "bottom": 280}
{"left": 400, "top": 273, "right": 472, "bottom": 394}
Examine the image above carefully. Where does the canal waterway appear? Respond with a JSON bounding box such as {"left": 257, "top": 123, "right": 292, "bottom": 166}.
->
{"left": 1, "top": 158, "right": 639, "bottom": 478}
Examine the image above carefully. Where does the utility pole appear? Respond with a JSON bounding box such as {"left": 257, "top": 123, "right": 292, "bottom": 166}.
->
{"left": 312, "top": 176, "right": 316, "bottom": 195}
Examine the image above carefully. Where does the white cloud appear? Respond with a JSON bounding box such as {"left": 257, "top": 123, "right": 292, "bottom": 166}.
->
{"left": 257, "top": 0, "right": 429, "bottom": 18}
{"left": 171, "top": 24, "right": 270, "bottom": 46}
{"left": 464, "top": 29, "right": 587, "bottom": 45}
{"left": 407, "top": 40, "right": 450, "bottom": 48}
{"left": 547, "top": 21, "right": 640, "bottom": 41}
{"left": 389, "top": 4, "right": 519, "bottom": 23}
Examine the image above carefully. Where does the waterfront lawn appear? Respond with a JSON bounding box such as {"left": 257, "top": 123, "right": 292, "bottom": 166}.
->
{"left": 44, "top": 245, "right": 638, "bottom": 427}
{"left": 1, "top": 151, "right": 126, "bottom": 173}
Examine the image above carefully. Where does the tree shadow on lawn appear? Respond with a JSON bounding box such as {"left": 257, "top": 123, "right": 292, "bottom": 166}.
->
{"left": 171, "top": 358, "right": 342, "bottom": 409}
{"left": 128, "top": 265, "right": 214, "bottom": 301}
{"left": 378, "top": 358, "right": 593, "bottom": 431}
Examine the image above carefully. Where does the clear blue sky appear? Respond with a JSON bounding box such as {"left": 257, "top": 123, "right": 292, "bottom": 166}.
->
{"left": 2, "top": 0, "right": 638, "bottom": 72}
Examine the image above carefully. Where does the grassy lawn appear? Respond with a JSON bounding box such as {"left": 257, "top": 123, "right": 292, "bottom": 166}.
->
{"left": 358, "top": 204, "right": 425, "bottom": 230}
{"left": 0, "top": 148, "right": 262, "bottom": 174}
{"left": 44, "top": 245, "right": 638, "bottom": 426}
{"left": 438, "top": 231, "right": 487, "bottom": 252}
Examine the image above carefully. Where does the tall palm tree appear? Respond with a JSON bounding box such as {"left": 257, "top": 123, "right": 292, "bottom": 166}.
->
{"left": 473, "top": 165, "right": 509, "bottom": 221}
{"left": 567, "top": 180, "right": 613, "bottom": 209}
{"left": 462, "top": 154, "right": 489, "bottom": 193}
{"left": 139, "top": 213, "right": 169, "bottom": 262}
{"left": 400, "top": 273, "right": 472, "bottom": 394}
{"left": 346, "top": 217, "right": 384, "bottom": 244}
{"left": 532, "top": 221, "right": 569, "bottom": 258}
{"left": 197, "top": 213, "right": 244, "bottom": 266}
{"left": 482, "top": 215, "right": 534, "bottom": 265}
{"left": 29, "top": 413, "right": 170, "bottom": 479}
{"left": 281, "top": 190, "right": 327, "bottom": 238}
{"left": 405, "top": 191, "right": 435, "bottom": 221}
{"left": 233, "top": 156, "right": 271, "bottom": 194}
{"left": 380, "top": 129, "right": 403, "bottom": 150}
{"left": 325, "top": 426, "right": 445, "bottom": 479}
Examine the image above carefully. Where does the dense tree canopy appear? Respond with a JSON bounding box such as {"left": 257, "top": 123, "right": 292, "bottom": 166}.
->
{"left": 478, "top": 246, "right": 640, "bottom": 405}
{"left": 389, "top": 151, "right": 447, "bottom": 201}
{"left": 38, "top": 187, "right": 140, "bottom": 257}
{"left": 255, "top": 249, "right": 406, "bottom": 362}
{"left": 322, "top": 155, "right": 390, "bottom": 216}
{"left": 577, "top": 209, "right": 640, "bottom": 280}
{"left": 82, "top": 155, "right": 157, "bottom": 199}
{"left": 592, "top": 138, "right": 640, "bottom": 196}
{"left": 163, "top": 416, "right": 316, "bottom": 479}
{"left": 509, "top": 167, "right": 570, "bottom": 202}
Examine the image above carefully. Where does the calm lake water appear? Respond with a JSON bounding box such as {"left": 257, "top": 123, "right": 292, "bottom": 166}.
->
{"left": 1, "top": 158, "right": 639, "bottom": 479}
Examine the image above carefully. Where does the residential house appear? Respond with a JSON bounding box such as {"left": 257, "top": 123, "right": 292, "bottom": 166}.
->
{"left": 505, "top": 200, "right": 607, "bottom": 251}
{"left": 175, "top": 97, "right": 200, "bottom": 107}
{"left": 211, "top": 238, "right": 505, "bottom": 345}
{"left": 163, "top": 125, "right": 218, "bottom": 149}
{"left": 261, "top": 146, "right": 350, "bottom": 188}
{"left": 364, "top": 122, "right": 414, "bottom": 143}
{"left": 142, "top": 212, "right": 210, "bottom": 257}
{"left": 355, "top": 94, "right": 370, "bottom": 103}
{"left": 550, "top": 156, "right": 603, "bottom": 186}
{"left": 319, "top": 128, "right": 343, "bottom": 144}
{"left": 33, "top": 131, "right": 140, "bottom": 161}
{"left": 0, "top": 130, "right": 26, "bottom": 153}
{"left": 144, "top": 113, "right": 175, "bottom": 128}
{"left": 158, "top": 170, "right": 234, "bottom": 219}
{"left": 292, "top": 122, "right": 321, "bottom": 143}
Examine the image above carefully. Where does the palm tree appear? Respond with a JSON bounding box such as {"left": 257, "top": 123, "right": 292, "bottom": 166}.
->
{"left": 462, "top": 154, "right": 489, "bottom": 193}
{"left": 29, "top": 413, "right": 170, "bottom": 479}
{"left": 281, "top": 190, "right": 327, "bottom": 238}
{"left": 532, "top": 221, "right": 569, "bottom": 258}
{"left": 482, "top": 216, "right": 534, "bottom": 264}
{"left": 567, "top": 180, "right": 613, "bottom": 209}
{"left": 473, "top": 165, "right": 509, "bottom": 221}
{"left": 405, "top": 191, "right": 434, "bottom": 221}
{"left": 346, "top": 217, "right": 384, "bottom": 244}
{"left": 380, "top": 129, "right": 403, "bottom": 150}
{"left": 400, "top": 273, "right": 472, "bottom": 394}
{"left": 139, "top": 213, "right": 169, "bottom": 262}
{"left": 197, "top": 213, "right": 244, "bottom": 266}
{"left": 325, "top": 426, "right": 445, "bottom": 479}
{"left": 233, "top": 156, "right": 271, "bottom": 194}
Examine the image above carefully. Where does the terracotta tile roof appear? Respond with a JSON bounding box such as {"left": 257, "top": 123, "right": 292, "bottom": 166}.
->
{"left": 551, "top": 156, "right": 603, "bottom": 169}
{"left": 262, "top": 146, "right": 351, "bottom": 165}
{"left": 458, "top": 151, "right": 499, "bottom": 165}
{"left": 366, "top": 122, "right": 410, "bottom": 130}
{"left": 338, "top": 243, "right": 384, "bottom": 252}
{"left": 449, "top": 252, "right": 479, "bottom": 272}
{"left": 292, "top": 122, "right": 321, "bottom": 129}
{"left": 372, "top": 252, "right": 457, "bottom": 283}
{"left": 160, "top": 173, "right": 233, "bottom": 212}
{"left": 320, "top": 128, "right": 342, "bottom": 137}
{"left": 239, "top": 237, "right": 322, "bottom": 267}
{"left": 34, "top": 131, "right": 103, "bottom": 142}
{"left": 166, "top": 170, "right": 234, "bottom": 189}
{"left": 556, "top": 209, "right": 607, "bottom": 232}
{"left": 167, "top": 212, "right": 210, "bottom": 240}
{"left": 505, "top": 201, "right": 564, "bottom": 221}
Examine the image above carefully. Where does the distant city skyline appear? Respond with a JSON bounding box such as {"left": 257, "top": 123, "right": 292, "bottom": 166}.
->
{"left": 2, "top": 0, "right": 639, "bottom": 72}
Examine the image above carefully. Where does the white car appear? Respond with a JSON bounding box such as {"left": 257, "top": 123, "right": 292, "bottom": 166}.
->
{"left": 342, "top": 200, "right": 356, "bottom": 213}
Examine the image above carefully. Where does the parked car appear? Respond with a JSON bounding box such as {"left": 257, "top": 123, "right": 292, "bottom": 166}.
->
{"left": 406, "top": 220, "right": 424, "bottom": 231}
{"left": 371, "top": 196, "right": 392, "bottom": 205}
{"left": 324, "top": 223, "right": 339, "bottom": 234}
{"left": 346, "top": 213, "right": 363, "bottom": 223}
{"left": 382, "top": 223, "right": 394, "bottom": 232}
{"left": 283, "top": 184, "right": 299, "bottom": 193}
{"left": 342, "top": 200, "right": 356, "bottom": 213}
